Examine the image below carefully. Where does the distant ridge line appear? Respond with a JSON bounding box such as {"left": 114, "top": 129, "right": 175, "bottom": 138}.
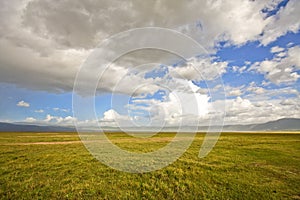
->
{"left": 0, "top": 118, "right": 299, "bottom": 132}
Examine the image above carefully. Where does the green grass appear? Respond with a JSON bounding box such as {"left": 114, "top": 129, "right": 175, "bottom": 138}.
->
{"left": 0, "top": 132, "right": 299, "bottom": 199}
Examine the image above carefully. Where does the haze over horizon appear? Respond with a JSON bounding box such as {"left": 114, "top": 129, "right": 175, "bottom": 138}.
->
{"left": 0, "top": 0, "right": 300, "bottom": 129}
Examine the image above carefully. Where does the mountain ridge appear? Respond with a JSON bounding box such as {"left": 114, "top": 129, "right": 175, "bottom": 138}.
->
{"left": 0, "top": 118, "right": 299, "bottom": 132}
{"left": 0, "top": 122, "right": 75, "bottom": 132}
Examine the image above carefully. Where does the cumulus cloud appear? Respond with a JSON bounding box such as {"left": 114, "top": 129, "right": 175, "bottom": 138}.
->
{"left": 246, "top": 82, "right": 266, "bottom": 95}
{"left": 260, "top": 0, "right": 300, "bottom": 45}
{"left": 17, "top": 100, "right": 30, "bottom": 107}
{"left": 244, "top": 85, "right": 299, "bottom": 102}
{"left": 99, "top": 80, "right": 210, "bottom": 127}
{"left": 210, "top": 96, "right": 300, "bottom": 125}
{"left": 21, "top": 114, "right": 80, "bottom": 126}
{"left": 250, "top": 46, "right": 300, "bottom": 84}
{"left": 0, "top": 0, "right": 293, "bottom": 94}
{"left": 25, "top": 117, "right": 36, "bottom": 122}
{"left": 224, "top": 85, "right": 246, "bottom": 97}
{"left": 43, "top": 114, "right": 76, "bottom": 125}
{"left": 168, "top": 57, "right": 228, "bottom": 81}
{"left": 99, "top": 109, "right": 132, "bottom": 127}
{"left": 228, "top": 89, "right": 243, "bottom": 97}
{"left": 223, "top": 81, "right": 298, "bottom": 101}
{"left": 19, "top": 0, "right": 271, "bottom": 49}
{"left": 232, "top": 66, "right": 247, "bottom": 73}
{"left": 270, "top": 46, "right": 285, "bottom": 53}
{"left": 99, "top": 93, "right": 300, "bottom": 127}
{"left": 53, "top": 108, "right": 69, "bottom": 112}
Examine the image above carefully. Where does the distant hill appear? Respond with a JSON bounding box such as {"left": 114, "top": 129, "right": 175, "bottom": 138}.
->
{"left": 250, "top": 118, "right": 300, "bottom": 131}
{"left": 220, "top": 118, "right": 300, "bottom": 131}
{"left": 120, "top": 118, "right": 300, "bottom": 132}
{"left": 0, "top": 122, "right": 75, "bottom": 132}
{"left": 0, "top": 118, "right": 299, "bottom": 132}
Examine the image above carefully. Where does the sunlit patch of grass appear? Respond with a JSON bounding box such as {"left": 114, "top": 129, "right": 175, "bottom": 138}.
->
{"left": 105, "top": 132, "right": 178, "bottom": 153}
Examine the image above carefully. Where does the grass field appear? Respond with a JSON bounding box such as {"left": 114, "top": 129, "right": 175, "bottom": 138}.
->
{"left": 0, "top": 131, "right": 299, "bottom": 199}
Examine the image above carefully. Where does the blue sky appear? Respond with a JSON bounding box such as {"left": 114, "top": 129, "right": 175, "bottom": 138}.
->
{"left": 0, "top": 0, "right": 300, "bottom": 127}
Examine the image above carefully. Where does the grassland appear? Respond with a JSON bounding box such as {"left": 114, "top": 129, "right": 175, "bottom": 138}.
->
{"left": 0, "top": 131, "right": 299, "bottom": 199}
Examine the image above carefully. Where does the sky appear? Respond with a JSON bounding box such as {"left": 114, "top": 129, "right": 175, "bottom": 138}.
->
{"left": 0, "top": 0, "right": 300, "bottom": 129}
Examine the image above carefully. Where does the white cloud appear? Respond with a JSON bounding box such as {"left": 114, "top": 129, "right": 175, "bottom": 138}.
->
{"left": 19, "top": 0, "right": 270, "bottom": 50}
{"left": 244, "top": 86, "right": 299, "bottom": 102}
{"left": 280, "top": 98, "right": 297, "bottom": 106}
{"left": 228, "top": 89, "right": 243, "bottom": 97}
{"left": 44, "top": 114, "right": 56, "bottom": 123}
{"left": 0, "top": 0, "right": 291, "bottom": 94}
{"left": 102, "top": 109, "right": 120, "bottom": 122}
{"left": 17, "top": 100, "right": 30, "bottom": 107}
{"left": 168, "top": 57, "right": 228, "bottom": 81}
{"left": 270, "top": 46, "right": 284, "bottom": 53}
{"left": 260, "top": 0, "right": 300, "bottom": 45}
{"left": 53, "top": 108, "right": 69, "bottom": 112}
{"left": 246, "top": 82, "right": 266, "bottom": 95}
{"left": 232, "top": 66, "right": 247, "bottom": 73}
{"left": 96, "top": 63, "right": 162, "bottom": 96}
{"left": 224, "top": 85, "right": 245, "bottom": 97}
{"left": 250, "top": 46, "right": 300, "bottom": 84}
{"left": 43, "top": 114, "right": 76, "bottom": 125}
{"left": 212, "top": 96, "right": 300, "bottom": 125}
{"left": 276, "top": 51, "right": 287, "bottom": 58}
{"left": 261, "top": 80, "right": 271, "bottom": 87}
{"left": 25, "top": 117, "right": 36, "bottom": 122}
{"left": 99, "top": 109, "right": 132, "bottom": 127}
{"left": 34, "top": 109, "right": 44, "bottom": 113}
